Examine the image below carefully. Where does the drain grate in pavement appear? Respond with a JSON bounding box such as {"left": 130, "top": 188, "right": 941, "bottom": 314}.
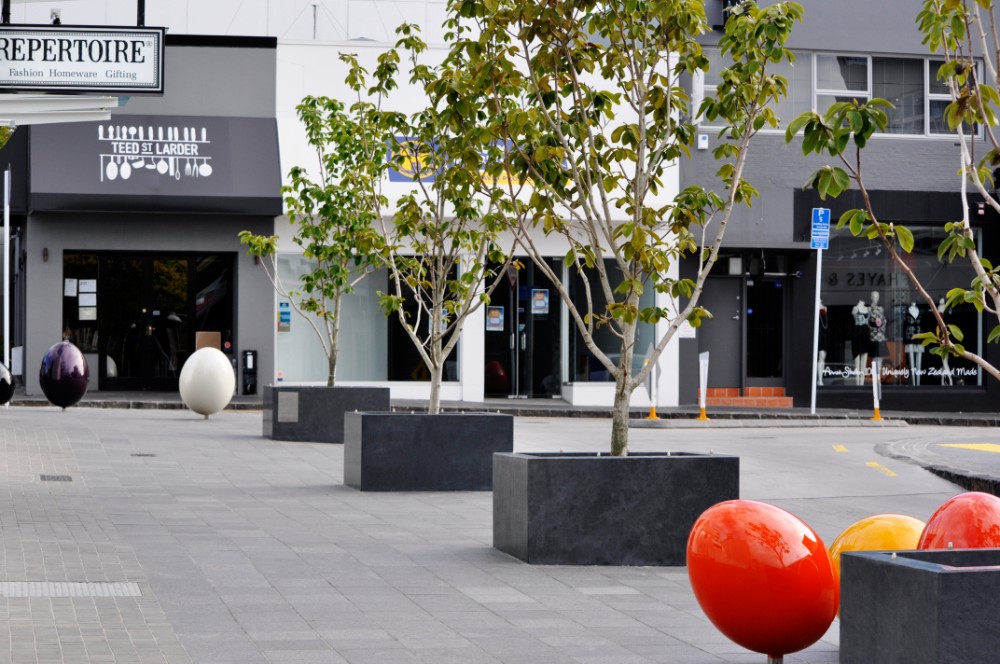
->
{"left": 39, "top": 475, "right": 72, "bottom": 482}
{"left": 0, "top": 582, "right": 142, "bottom": 597}
{"left": 130, "top": 453, "right": 157, "bottom": 457}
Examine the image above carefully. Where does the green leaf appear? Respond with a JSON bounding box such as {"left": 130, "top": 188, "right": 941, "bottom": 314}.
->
{"left": 948, "top": 324, "right": 964, "bottom": 342}
{"left": 895, "top": 225, "right": 915, "bottom": 253}
{"left": 848, "top": 209, "right": 866, "bottom": 236}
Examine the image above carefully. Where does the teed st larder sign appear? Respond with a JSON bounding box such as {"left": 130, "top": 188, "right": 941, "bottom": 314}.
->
{"left": 0, "top": 26, "right": 164, "bottom": 94}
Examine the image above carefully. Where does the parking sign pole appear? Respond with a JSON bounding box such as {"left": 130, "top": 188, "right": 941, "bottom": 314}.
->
{"left": 809, "top": 208, "right": 830, "bottom": 415}
{"left": 810, "top": 247, "right": 822, "bottom": 414}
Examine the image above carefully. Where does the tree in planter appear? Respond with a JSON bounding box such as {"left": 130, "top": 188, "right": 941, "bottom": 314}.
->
{"left": 342, "top": 25, "right": 512, "bottom": 414}
{"left": 447, "top": 0, "right": 803, "bottom": 454}
{"left": 239, "top": 96, "right": 383, "bottom": 386}
{"left": 786, "top": 0, "right": 1000, "bottom": 383}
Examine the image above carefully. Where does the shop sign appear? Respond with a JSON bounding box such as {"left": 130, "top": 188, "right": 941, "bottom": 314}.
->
{"left": 0, "top": 26, "right": 164, "bottom": 94}
{"left": 98, "top": 121, "right": 216, "bottom": 184}
{"left": 278, "top": 302, "right": 291, "bottom": 332}
{"left": 387, "top": 136, "right": 530, "bottom": 185}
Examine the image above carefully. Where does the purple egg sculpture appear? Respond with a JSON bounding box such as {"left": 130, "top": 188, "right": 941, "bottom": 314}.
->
{"left": 0, "top": 361, "right": 12, "bottom": 405}
{"left": 39, "top": 341, "right": 89, "bottom": 409}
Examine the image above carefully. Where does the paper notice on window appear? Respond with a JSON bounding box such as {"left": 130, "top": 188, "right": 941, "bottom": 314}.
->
{"left": 64, "top": 279, "right": 78, "bottom": 297}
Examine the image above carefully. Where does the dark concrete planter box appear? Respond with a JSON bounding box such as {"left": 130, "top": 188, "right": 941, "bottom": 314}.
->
{"left": 493, "top": 451, "right": 739, "bottom": 566}
{"left": 263, "top": 385, "right": 390, "bottom": 444}
{"left": 841, "top": 549, "right": 1000, "bottom": 664}
{"left": 344, "top": 412, "right": 513, "bottom": 491}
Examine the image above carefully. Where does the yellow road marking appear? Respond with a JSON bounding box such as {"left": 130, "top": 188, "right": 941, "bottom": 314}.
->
{"left": 833, "top": 445, "right": 848, "bottom": 453}
{"left": 939, "top": 443, "right": 1000, "bottom": 454}
{"left": 866, "top": 461, "right": 897, "bottom": 477}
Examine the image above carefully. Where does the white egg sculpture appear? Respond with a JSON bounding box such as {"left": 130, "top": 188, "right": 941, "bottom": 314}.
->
{"left": 179, "top": 347, "right": 235, "bottom": 418}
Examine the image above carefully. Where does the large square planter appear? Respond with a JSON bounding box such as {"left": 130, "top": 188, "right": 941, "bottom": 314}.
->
{"left": 344, "top": 411, "right": 513, "bottom": 491}
{"left": 841, "top": 549, "right": 1000, "bottom": 663}
{"left": 263, "top": 385, "right": 390, "bottom": 444}
{"left": 493, "top": 451, "right": 739, "bottom": 566}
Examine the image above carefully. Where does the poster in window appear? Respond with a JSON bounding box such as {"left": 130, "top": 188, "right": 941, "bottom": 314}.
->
{"left": 486, "top": 306, "right": 504, "bottom": 332}
{"left": 79, "top": 279, "right": 97, "bottom": 293}
{"left": 79, "top": 307, "right": 97, "bottom": 321}
{"left": 531, "top": 289, "right": 549, "bottom": 315}
{"left": 277, "top": 301, "right": 291, "bottom": 332}
{"left": 64, "top": 279, "right": 78, "bottom": 297}
{"left": 79, "top": 293, "right": 97, "bottom": 307}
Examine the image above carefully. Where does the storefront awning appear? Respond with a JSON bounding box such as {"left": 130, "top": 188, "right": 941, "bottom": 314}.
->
{"left": 16, "top": 114, "right": 282, "bottom": 215}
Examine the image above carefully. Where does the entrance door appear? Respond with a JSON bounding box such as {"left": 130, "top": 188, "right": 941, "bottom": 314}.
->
{"left": 95, "top": 253, "right": 234, "bottom": 390}
{"left": 698, "top": 277, "right": 743, "bottom": 388}
{"left": 746, "top": 276, "right": 786, "bottom": 386}
{"left": 484, "top": 258, "right": 562, "bottom": 398}
{"left": 102, "top": 256, "right": 192, "bottom": 390}
{"left": 699, "top": 272, "right": 787, "bottom": 391}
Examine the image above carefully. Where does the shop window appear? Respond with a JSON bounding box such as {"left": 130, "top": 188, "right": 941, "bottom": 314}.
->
{"left": 274, "top": 256, "right": 462, "bottom": 384}
{"left": 275, "top": 256, "right": 388, "bottom": 382}
{"left": 569, "top": 260, "right": 655, "bottom": 382}
{"left": 62, "top": 253, "right": 99, "bottom": 352}
{"left": 818, "top": 227, "right": 981, "bottom": 388}
{"left": 385, "top": 265, "right": 460, "bottom": 382}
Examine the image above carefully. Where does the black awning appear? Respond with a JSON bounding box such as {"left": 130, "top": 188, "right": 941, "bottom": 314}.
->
{"left": 25, "top": 114, "right": 282, "bottom": 215}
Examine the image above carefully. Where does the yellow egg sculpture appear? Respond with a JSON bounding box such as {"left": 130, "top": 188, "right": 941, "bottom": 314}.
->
{"left": 829, "top": 513, "right": 926, "bottom": 583}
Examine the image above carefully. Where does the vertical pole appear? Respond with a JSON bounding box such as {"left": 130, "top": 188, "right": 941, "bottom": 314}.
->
{"left": 810, "top": 247, "right": 823, "bottom": 414}
{"left": 1, "top": 0, "right": 9, "bottom": 24}
{"left": 644, "top": 354, "right": 659, "bottom": 420}
{"left": 871, "top": 356, "right": 883, "bottom": 420}
{"left": 697, "top": 351, "right": 710, "bottom": 420}
{"left": 137, "top": 0, "right": 145, "bottom": 26}
{"left": 4, "top": 166, "right": 10, "bottom": 379}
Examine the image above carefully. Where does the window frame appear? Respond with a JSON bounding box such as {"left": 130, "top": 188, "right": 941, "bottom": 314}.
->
{"left": 699, "top": 47, "right": 981, "bottom": 139}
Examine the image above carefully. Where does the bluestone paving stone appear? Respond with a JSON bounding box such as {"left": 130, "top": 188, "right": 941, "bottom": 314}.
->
{"left": 0, "top": 407, "right": 979, "bottom": 662}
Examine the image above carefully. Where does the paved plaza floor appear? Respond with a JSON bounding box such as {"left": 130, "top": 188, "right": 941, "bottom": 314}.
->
{"left": 0, "top": 406, "right": 983, "bottom": 663}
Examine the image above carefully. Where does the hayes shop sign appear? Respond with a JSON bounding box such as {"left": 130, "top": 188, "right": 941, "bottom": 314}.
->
{"left": 0, "top": 26, "right": 164, "bottom": 94}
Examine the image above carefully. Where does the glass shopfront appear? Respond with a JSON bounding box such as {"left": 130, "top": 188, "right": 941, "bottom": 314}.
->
{"left": 63, "top": 251, "right": 236, "bottom": 391}
{"left": 818, "top": 227, "right": 981, "bottom": 388}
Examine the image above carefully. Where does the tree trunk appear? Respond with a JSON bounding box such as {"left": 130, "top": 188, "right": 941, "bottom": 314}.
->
{"left": 428, "top": 362, "right": 443, "bottom": 414}
{"left": 610, "top": 306, "right": 638, "bottom": 457}
{"left": 610, "top": 370, "right": 632, "bottom": 457}
{"left": 327, "top": 295, "right": 343, "bottom": 388}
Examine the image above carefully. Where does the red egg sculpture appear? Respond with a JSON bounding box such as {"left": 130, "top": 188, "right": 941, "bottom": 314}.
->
{"left": 687, "top": 500, "right": 838, "bottom": 659}
{"left": 918, "top": 491, "right": 1000, "bottom": 550}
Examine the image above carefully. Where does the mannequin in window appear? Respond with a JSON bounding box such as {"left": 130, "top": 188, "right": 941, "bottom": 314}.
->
{"left": 817, "top": 300, "right": 829, "bottom": 385}
{"left": 852, "top": 298, "right": 870, "bottom": 385}
{"left": 904, "top": 301, "right": 923, "bottom": 385}
{"left": 937, "top": 297, "right": 953, "bottom": 386}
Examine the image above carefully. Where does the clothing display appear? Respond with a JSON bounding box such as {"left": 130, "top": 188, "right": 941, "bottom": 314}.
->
{"left": 904, "top": 304, "right": 923, "bottom": 353}
{"left": 851, "top": 303, "right": 869, "bottom": 358}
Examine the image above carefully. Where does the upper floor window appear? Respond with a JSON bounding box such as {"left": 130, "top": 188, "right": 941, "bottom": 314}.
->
{"left": 701, "top": 49, "right": 978, "bottom": 138}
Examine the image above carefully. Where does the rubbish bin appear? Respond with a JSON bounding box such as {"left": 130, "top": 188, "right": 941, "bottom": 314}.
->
{"left": 242, "top": 350, "right": 257, "bottom": 395}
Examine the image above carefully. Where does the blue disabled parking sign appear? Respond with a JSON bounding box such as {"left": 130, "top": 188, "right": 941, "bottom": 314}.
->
{"left": 810, "top": 207, "right": 830, "bottom": 250}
